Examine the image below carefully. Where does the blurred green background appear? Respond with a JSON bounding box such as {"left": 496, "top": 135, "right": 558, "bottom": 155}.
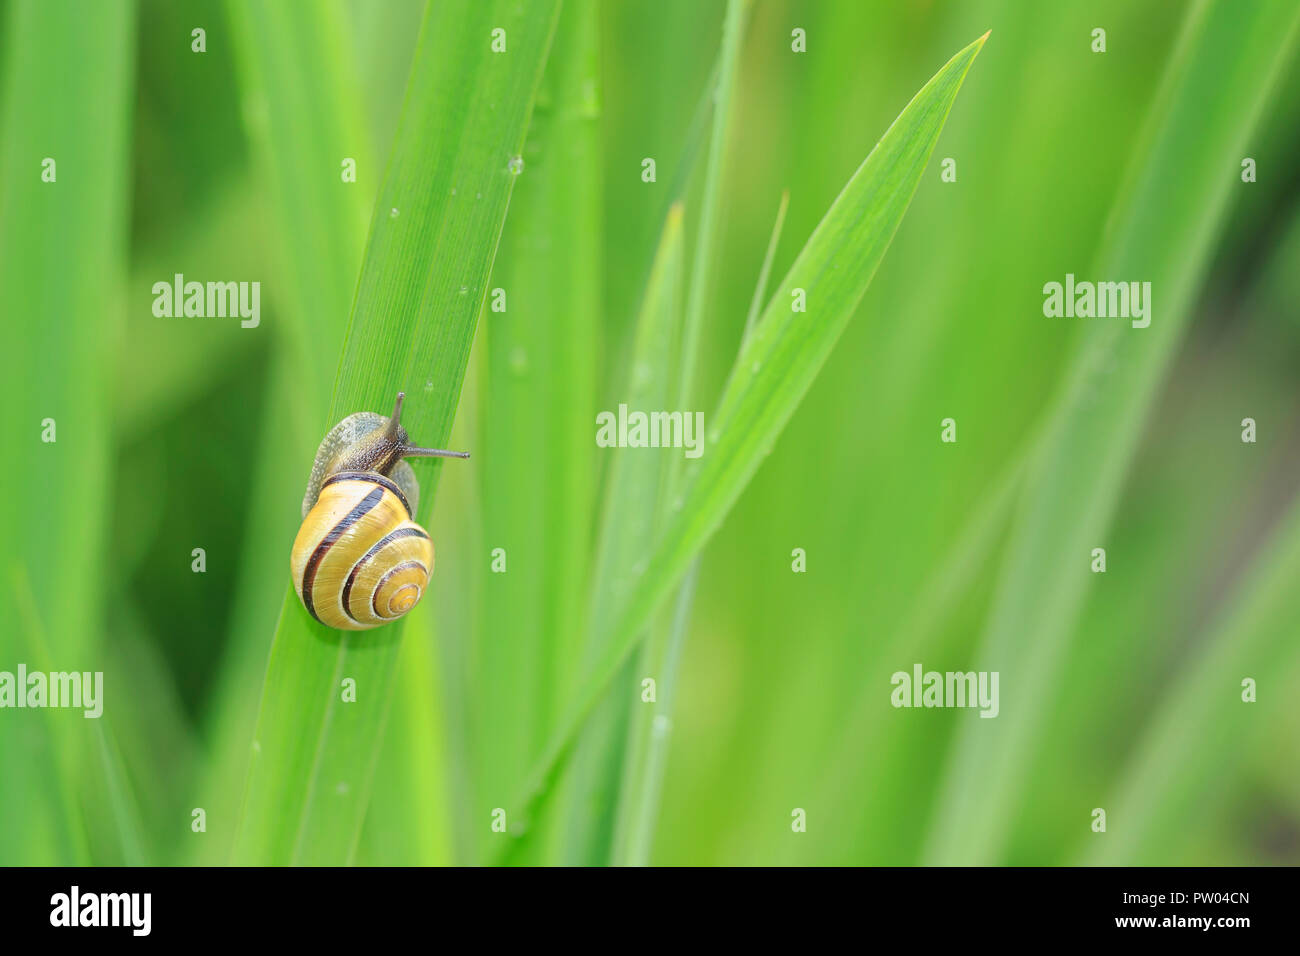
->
{"left": 2, "top": 0, "right": 1299, "bottom": 866}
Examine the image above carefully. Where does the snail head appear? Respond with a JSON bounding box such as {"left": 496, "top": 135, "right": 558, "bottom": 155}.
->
{"left": 337, "top": 391, "right": 470, "bottom": 477}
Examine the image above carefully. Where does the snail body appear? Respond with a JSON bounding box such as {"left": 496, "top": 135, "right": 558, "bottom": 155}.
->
{"left": 291, "top": 392, "right": 468, "bottom": 630}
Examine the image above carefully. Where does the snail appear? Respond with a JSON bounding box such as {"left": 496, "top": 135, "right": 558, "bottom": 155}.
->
{"left": 290, "top": 391, "right": 468, "bottom": 630}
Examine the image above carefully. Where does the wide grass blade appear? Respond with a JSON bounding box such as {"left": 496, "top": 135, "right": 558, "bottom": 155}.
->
{"left": 0, "top": 0, "right": 135, "bottom": 865}
{"left": 473, "top": 0, "right": 603, "bottom": 859}
{"left": 356, "top": 598, "right": 455, "bottom": 864}
{"left": 347, "top": 1, "right": 458, "bottom": 870}
{"left": 923, "top": 0, "right": 1300, "bottom": 865}
{"left": 233, "top": 0, "right": 560, "bottom": 865}
{"left": 191, "top": 0, "right": 371, "bottom": 865}
{"left": 504, "top": 31, "right": 989, "bottom": 837}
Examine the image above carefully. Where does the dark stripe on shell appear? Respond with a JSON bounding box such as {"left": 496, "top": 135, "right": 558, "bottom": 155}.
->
{"left": 323, "top": 470, "right": 412, "bottom": 517}
{"left": 301, "top": 485, "right": 385, "bottom": 623}
{"left": 341, "top": 526, "right": 430, "bottom": 623}
{"left": 373, "top": 560, "right": 427, "bottom": 618}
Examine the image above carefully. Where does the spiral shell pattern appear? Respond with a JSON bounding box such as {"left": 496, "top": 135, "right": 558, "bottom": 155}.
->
{"left": 290, "top": 472, "right": 435, "bottom": 630}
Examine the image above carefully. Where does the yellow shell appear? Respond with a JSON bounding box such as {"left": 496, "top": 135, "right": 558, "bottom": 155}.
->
{"left": 290, "top": 472, "right": 434, "bottom": 630}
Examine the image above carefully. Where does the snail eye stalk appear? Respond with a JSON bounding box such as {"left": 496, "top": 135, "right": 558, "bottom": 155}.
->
{"left": 389, "top": 391, "right": 469, "bottom": 460}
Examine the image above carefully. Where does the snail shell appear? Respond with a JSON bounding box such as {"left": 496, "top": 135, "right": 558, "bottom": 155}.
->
{"left": 291, "top": 472, "right": 434, "bottom": 630}
{"left": 290, "top": 392, "right": 466, "bottom": 631}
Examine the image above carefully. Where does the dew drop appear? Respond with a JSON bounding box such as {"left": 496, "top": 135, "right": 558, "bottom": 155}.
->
{"left": 336, "top": 781, "right": 350, "bottom": 796}
{"left": 458, "top": 285, "right": 469, "bottom": 295}
{"left": 476, "top": 191, "right": 483, "bottom": 200}
{"left": 451, "top": 187, "right": 458, "bottom": 196}
{"left": 424, "top": 379, "right": 435, "bottom": 391}
{"left": 389, "top": 207, "right": 400, "bottom": 218}
{"left": 508, "top": 155, "right": 524, "bottom": 175}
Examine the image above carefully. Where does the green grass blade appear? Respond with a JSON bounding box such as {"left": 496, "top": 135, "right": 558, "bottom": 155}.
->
{"left": 232, "top": 0, "right": 561, "bottom": 865}
{"left": 603, "top": 0, "right": 749, "bottom": 864}
{"left": 793, "top": 448, "right": 1027, "bottom": 863}
{"left": 614, "top": 175, "right": 791, "bottom": 867}
{"left": 11, "top": 566, "right": 144, "bottom": 865}
{"left": 677, "top": 0, "right": 749, "bottom": 408}
{"left": 106, "top": 601, "right": 201, "bottom": 864}
{"left": 504, "top": 31, "right": 989, "bottom": 838}
{"left": 350, "top": 0, "right": 427, "bottom": 161}
{"left": 0, "top": 0, "right": 135, "bottom": 865}
{"left": 205, "top": 0, "right": 368, "bottom": 829}
{"left": 228, "top": 0, "right": 371, "bottom": 389}
{"left": 1083, "top": 493, "right": 1300, "bottom": 864}
{"left": 611, "top": 561, "right": 697, "bottom": 865}
{"left": 192, "top": 0, "right": 370, "bottom": 865}
{"left": 345, "top": 1, "right": 465, "bottom": 868}
{"left": 490, "top": 39, "right": 722, "bottom": 856}
{"left": 473, "top": 0, "right": 603, "bottom": 849}
{"left": 923, "top": 0, "right": 1300, "bottom": 865}
{"left": 555, "top": 204, "right": 685, "bottom": 864}
{"left": 356, "top": 599, "right": 455, "bottom": 865}
{"left": 743, "top": 190, "right": 790, "bottom": 343}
